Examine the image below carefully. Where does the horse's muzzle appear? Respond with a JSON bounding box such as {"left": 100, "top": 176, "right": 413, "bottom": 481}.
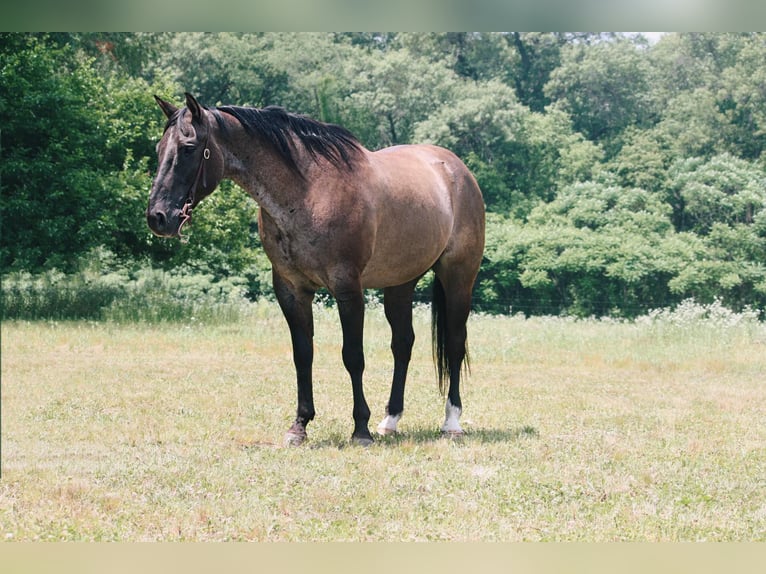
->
{"left": 147, "top": 208, "right": 173, "bottom": 237}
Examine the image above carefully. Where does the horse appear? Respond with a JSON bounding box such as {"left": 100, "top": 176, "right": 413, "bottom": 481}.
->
{"left": 147, "top": 93, "right": 485, "bottom": 446}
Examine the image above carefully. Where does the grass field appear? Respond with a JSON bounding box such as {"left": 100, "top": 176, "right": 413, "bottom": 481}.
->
{"left": 2, "top": 300, "right": 765, "bottom": 541}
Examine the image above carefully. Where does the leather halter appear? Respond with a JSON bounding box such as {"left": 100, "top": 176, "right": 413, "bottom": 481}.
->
{"left": 178, "top": 136, "right": 210, "bottom": 240}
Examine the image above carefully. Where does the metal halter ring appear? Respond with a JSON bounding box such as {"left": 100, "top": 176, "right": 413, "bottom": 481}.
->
{"left": 203, "top": 148, "right": 210, "bottom": 160}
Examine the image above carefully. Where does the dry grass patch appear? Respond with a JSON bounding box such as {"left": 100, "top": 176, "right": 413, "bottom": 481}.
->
{"left": 2, "top": 302, "right": 765, "bottom": 540}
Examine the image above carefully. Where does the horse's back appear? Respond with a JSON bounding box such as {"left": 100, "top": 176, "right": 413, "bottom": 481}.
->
{"left": 369, "top": 144, "right": 483, "bottom": 217}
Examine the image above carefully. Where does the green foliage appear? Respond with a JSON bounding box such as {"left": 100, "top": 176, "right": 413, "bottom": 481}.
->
{"left": 157, "top": 33, "right": 291, "bottom": 107}
{"left": 160, "top": 181, "right": 273, "bottom": 300}
{"left": 1, "top": 268, "right": 123, "bottom": 321}
{"left": 415, "top": 81, "right": 602, "bottom": 216}
{"left": 479, "top": 181, "right": 765, "bottom": 318}
{"left": 344, "top": 46, "right": 458, "bottom": 147}
{"left": 258, "top": 33, "right": 360, "bottom": 121}
{"left": 413, "top": 79, "right": 530, "bottom": 214}
{"left": 1, "top": 248, "right": 254, "bottom": 323}
{"left": 0, "top": 34, "right": 178, "bottom": 272}
{"left": 1, "top": 35, "right": 109, "bottom": 271}
{"left": 667, "top": 153, "right": 766, "bottom": 233}
{"left": 545, "top": 38, "right": 658, "bottom": 154}
{"left": 3, "top": 32, "right": 766, "bottom": 318}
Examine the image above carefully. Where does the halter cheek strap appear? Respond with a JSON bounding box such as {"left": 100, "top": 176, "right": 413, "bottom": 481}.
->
{"left": 201, "top": 147, "right": 211, "bottom": 186}
{"left": 178, "top": 141, "right": 211, "bottom": 240}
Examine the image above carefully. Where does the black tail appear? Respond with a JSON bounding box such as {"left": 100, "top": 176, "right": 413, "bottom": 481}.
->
{"left": 432, "top": 275, "right": 449, "bottom": 396}
{"left": 432, "top": 275, "right": 471, "bottom": 397}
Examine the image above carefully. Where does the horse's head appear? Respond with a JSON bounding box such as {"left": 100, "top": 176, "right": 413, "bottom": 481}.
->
{"left": 147, "top": 93, "right": 223, "bottom": 238}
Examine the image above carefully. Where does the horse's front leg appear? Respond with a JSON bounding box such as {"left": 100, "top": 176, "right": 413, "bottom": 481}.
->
{"left": 335, "top": 283, "right": 373, "bottom": 446}
{"left": 273, "top": 271, "right": 316, "bottom": 446}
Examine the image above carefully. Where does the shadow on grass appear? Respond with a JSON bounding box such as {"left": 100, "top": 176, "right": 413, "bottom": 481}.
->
{"left": 386, "top": 424, "right": 539, "bottom": 445}
{"left": 302, "top": 424, "right": 540, "bottom": 450}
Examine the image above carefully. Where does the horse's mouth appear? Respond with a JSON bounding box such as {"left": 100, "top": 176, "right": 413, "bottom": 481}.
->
{"left": 147, "top": 203, "right": 193, "bottom": 241}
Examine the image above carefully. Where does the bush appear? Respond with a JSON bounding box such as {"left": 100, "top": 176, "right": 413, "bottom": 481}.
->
{"left": 103, "top": 267, "right": 251, "bottom": 323}
{"left": 1, "top": 269, "right": 123, "bottom": 321}
{"left": 636, "top": 298, "right": 765, "bottom": 346}
{"left": 1, "top": 250, "right": 253, "bottom": 323}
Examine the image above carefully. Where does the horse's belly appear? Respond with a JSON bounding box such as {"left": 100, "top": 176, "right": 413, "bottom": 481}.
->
{"left": 360, "top": 181, "right": 455, "bottom": 288}
{"left": 359, "top": 221, "right": 450, "bottom": 288}
{"left": 360, "top": 258, "right": 436, "bottom": 289}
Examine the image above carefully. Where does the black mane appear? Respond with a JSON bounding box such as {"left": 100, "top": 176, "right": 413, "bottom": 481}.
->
{"left": 213, "top": 105, "right": 362, "bottom": 176}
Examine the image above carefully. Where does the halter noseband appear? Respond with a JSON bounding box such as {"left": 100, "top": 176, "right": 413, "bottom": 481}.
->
{"left": 178, "top": 137, "right": 211, "bottom": 241}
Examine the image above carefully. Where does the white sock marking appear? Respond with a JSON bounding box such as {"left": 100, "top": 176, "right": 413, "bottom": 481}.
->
{"left": 377, "top": 413, "right": 402, "bottom": 435}
{"left": 441, "top": 398, "right": 463, "bottom": 434}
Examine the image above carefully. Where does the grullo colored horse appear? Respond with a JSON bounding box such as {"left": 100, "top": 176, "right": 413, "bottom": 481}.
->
{"left": 147, "top": 93, "right": 485, "bottom": 446}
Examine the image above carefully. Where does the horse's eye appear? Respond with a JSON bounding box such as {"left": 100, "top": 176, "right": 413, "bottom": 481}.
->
{"left": 183, "top": 145, "right": 196, "bottom": 156}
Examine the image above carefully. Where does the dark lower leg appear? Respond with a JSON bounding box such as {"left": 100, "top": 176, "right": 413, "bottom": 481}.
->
{"left": 287, "top": 329, "right": 315, "bottom": 438}
{"left": 274, "top": 272, "right": 316, "bottom": 445}
{"left": 442, "top": 285, "right": 472, "bottom": 435}
{"left": 441, "top": 335, "right": 466, "bottom": 434}
{"left": 336, "top": 287, "right": 372, "bottom": 443}
{"left": 383, "top": 283, "right": 416, "bottom": 418}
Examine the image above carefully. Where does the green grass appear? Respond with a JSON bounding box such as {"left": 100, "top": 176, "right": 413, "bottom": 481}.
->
{"left": 2, "top": 302, "right": 765, "bottom": 541}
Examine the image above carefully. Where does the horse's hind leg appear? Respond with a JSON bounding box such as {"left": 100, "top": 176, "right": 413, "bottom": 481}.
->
{"left": 433, "top": 265, "right": 477, "bottom": 437}
{"left": 377, "top": 280, "right": 418, "bottom": 435}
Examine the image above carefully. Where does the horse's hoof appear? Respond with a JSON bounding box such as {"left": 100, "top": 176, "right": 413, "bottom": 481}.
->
{"left": 352, "top": 435, "right": 374, "bottom": 447}
{"left": 376, "top": 424, "right": 398, "bottom": 436}
{"left": 441, "top": 429, "right": 465, "bottom": 440}
{"left": 284, "top": 432, "right": 306, "bottom": 447}
{"left": 284, "top": 424, "right": 307, "bottom": 447}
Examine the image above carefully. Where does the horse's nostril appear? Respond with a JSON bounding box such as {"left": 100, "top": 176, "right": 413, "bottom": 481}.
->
{"left": 148, "top": 209, "right": 167, "bottom": 231}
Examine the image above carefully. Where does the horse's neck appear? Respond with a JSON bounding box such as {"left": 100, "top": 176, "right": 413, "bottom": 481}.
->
{"left": 221, "top": 130, "right": 308, "bottom": 224}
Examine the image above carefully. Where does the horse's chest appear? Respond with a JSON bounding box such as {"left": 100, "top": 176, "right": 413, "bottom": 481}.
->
{"left": 260, "top": 220, "right": 309, "bottom": 268}
{"left": 259, "top": 211, "right": 349, "bottom": 286}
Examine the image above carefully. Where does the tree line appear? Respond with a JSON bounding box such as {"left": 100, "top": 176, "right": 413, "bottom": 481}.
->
{"left": 1, "top": 32, "right": 765, "bottom": 317}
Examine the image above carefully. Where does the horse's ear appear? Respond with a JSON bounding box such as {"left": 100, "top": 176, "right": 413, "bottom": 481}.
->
{"left": 185, "top": 92, "right": 204, "bottom": 121}
{"left": 154, "top": 95, "right": 178, "bottom": 120}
